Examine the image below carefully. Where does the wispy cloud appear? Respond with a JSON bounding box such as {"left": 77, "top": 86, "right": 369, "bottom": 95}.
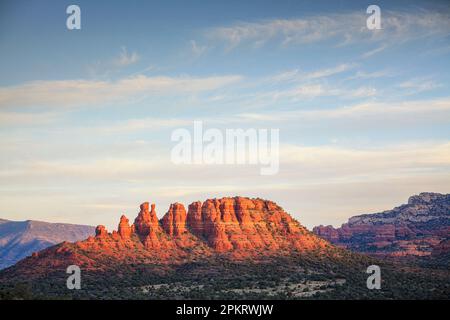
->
{"left": 87, "top": 47, "right": 141, "bottom": 78}
{"left": 269, "top": 63, "right": 356, "bottom": 84}
{"left": 399, "top": 77, "right": 442, "bottom": 93}
{"left": 247, "top": 83, "right": 377, "bottom": 102}
{"left": 306, "top": 63, "right": 356, "bottom": 79}
{"left": 238, "top": 98, "right": 450, "bottom": 122}
{"left": 362, "top": 45, "right": 387, "bottom": 58}
{"left": 206, "top": 11, "right": 450, "bottom": 50}
{"left": 113, "top": 47, "right": 140, "bottom": 67}
{"left": 347, "top": 87, "right": 377, "bottom": 98}
{"left": 244, "top": 63, "right": 374, "bottom": 102}
{"left": 190, "top": 40, "right": 208, "bottom": 58}
{"left": 0, "top": 74, "right": 243, "bottom": 109}
{"left": 347, "top": 69, "right": 394, "bottom": 80}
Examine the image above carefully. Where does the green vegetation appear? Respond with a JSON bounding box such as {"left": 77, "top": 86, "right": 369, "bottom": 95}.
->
{"left": 1, "top": 251, "right": 448, "bottom": 300}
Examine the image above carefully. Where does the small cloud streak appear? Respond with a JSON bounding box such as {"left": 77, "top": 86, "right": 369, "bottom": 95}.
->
{"left": 269, "top": 63, "right": 356, "bottom": 84}
{"left": 190, "top": 40, "right": 208, "bottom": 57}
{"left": 347, "top": 69, "right": 394, "bottom": 80}
{"left": 238, "top": 98, "right": 450, "bottom": 122}
{"left": 399, "top": 77, "right": 442, "bottom": 93}
{"left": 362, "top": 45, "right": 387, "bottom": 58}
{"left": 113, "top": 47, "right": 140, "bottom": 67}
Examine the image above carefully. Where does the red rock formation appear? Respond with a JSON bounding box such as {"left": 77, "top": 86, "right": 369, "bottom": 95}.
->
{"left": 95, "top": 225, "right": 108, "bottom": 238}
{"left": 133, "top": 202, "right": 169, "bottom": 249}
{"left": 313, "top": 193, "right": 450, "bottom": 258}
{"left": 9, "top": 197, "right": 337, "bottom": 273}
{"left": 118, "top": 215, "right": 132, "bottom": 239}
{"left": 432, "top": 238, "right": 450, "bottom": 257}
{"left": 313, "top": 225, "right": 340, "bottom": 243}
{"left": 186, "top": 197, "right": 327, "bottom": 254}
{"left": 186, "top": 201, "right": 203, "bottom": 235}
{"left": 134, "top": 202, "right": 159, "bottom": 237}
{"left": 161, "top": 203, "right": 187, "bottom": 237}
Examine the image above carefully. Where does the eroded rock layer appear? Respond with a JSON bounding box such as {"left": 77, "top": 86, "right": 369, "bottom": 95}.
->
{"left": 313, "top": 193, "right": 450, "bottom": 257}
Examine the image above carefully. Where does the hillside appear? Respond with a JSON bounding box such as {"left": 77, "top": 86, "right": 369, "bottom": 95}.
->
{"left": 313, "top": 192, "right": 450, "bottom": 258}
{"left": 0, "top": 219, "right": 95, "bottom": 269}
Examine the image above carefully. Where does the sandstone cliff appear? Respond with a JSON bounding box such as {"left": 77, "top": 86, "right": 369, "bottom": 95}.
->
{"left": 313, "top": 192, "right": 450, "bottom": 257}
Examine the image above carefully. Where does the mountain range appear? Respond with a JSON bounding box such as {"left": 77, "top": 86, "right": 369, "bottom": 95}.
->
{"left": 313, "top": 192, "right": 450, "bottom": 259}
{"left": 0, "top": 219, "right": 95, "bottom": 270}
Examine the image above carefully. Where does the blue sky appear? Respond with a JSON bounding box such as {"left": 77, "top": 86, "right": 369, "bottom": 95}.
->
{"left": 0, "top": 0, "right": 449, "bottom": 230}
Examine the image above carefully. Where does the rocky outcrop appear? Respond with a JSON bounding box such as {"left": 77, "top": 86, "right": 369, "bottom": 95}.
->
{"left": 132, "top": 202, "right": 173, "bottom": 249}
{"left": 118, "top": 215, "right": 132, "bottom": 239}
{"left": 161, "top": 203, "right": 187, "bottom": 237}
{"left": 432, "top": 238, "right": 450, "bottom": 257}
{"left": 95, "top": 225, "right": 108, "bottom": 238}
{"left": 88, "top": 197, "right": 329, "bottom": 256}
{"left": 186, "top": 197, "right": 326, "bottom": 253}
{"left": 313, "top": 192, "right": 450, "bottom": 257}
{"left": 133, "top": 203, "right": 159, "bottom": 237}
{"left": 9, "top": 197, "right": 336, "bottom": 271}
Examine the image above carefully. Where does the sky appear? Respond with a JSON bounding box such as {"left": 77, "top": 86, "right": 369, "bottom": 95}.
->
{"left": 0, "top": 0, "right": 450, "bottom": 231}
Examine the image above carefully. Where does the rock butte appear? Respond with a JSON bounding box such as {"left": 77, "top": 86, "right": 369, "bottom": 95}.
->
{"left": 21, "top": 197, "right": 335, "bottom": 271}
{"left": 95, "top": 196, "right": 329, "bottom": 253}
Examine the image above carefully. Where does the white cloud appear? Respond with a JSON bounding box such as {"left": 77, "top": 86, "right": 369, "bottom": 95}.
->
{"left": 269, "top": 63, "right": 356, "bottom": 84}
{"left": 283, "top": 84, "right": 327, "bottom": 98}
{"left": 238, "top": 97, "right": 450, "bottom": 122}
{"left": 305, "top": 63, "right": 356, "bottom": 79}
{"left": 0, "top": 74, "right": 243, "bottom": 109}
{"left": 206, "top": 11, "right": 450, "bottom": 50}
{"left": 87, "top": 47, "right": 142, "bottom": 78}
{"left": 362, "top": 45, "right": 387, "bottom": 58}
{"left": 258, "top": 84, "right": 376, "bottom": 101}
{"left": 347, "top": 86, "right": 377, "bottom": 98}
{"left": 190, "top": 40, "right": 208, "bottom": 57}
{"left": 399, "top": 78, "right": 442, "bottom": 93}
{"left": 347, "top": 69, "right": 394, "bottom": 80}
{"left": 113, "top": 47, "right": 140, "bottom": 67}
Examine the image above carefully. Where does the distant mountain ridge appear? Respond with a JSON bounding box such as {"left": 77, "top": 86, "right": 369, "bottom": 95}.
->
{"left": 0, "top": 219, "right": 95, "bottom": 269}
{"left": 313, "top": 192, "right": 450, "bottom": 258}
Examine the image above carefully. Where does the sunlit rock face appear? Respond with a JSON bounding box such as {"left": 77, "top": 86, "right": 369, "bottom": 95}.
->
{"left": 313, "top": 193, "right": 450, "bottom": 257}
{"left": 9, "top": 197, "right": 334, "bottom": 272}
